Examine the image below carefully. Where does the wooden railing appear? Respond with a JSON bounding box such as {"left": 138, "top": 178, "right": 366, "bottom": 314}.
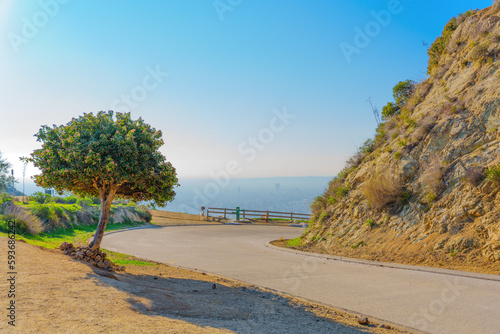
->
{"left": 206, "top": 207, "right": 311, "bottom": 222}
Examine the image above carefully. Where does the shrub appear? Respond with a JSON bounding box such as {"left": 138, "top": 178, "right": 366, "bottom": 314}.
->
{"left": 382, "top": 102, "right": 399, "bottom": 120}
{"left": 31, "top": 204, "right": 53, "bottom": 221}
{"left": 419, "top": 159, "right": 446, "bottom": 203}
{"left": 411, "top": 115, "right": 436, "bottom": 141}
{"left": 0, "top": 217, "right": 30, "bottom": 235}
{"left": 53, "top": 205, "right": 65, "bottom": 218}
{"left": 427, "top": 16, "right": 459, "bottom": 73}
{"left": 0, "top": 193, "right": 13, "bottom": 205}
{"left": 465, "top": 166, "right": 485, "bottom": 187}
{"left": 470, "top": 44, "right": 491, "bottom": 63}
{"left": 1, "top": 204, "right": 43, "bottom": 235}
{"left": 365, "top": 219, "right": 375, "bottom": 228}
{"left": 345, "top": 151, "right": 365, "bottom": 172}
{"left": 30, "top": 192, "right": 52, "bottom": 204}
{"left": 485, "top": 165, "right": 500, "bottom": 185}
{"left": 311, "top": 195, "right": 327, "bottom": 215}
{"left": 54, "top": 195, "right": 78, "bottom": 204}
{"left": 360, "top": 138, "right": 375, "bottom": 154}
{"left": 324, "top": 177, "right": 350, "bottom": 206}
{"left": 363, "top": 170, "right": 404, "bottom": 211}
{"left": 335, "top": 186, "right": 349, "bottom": 198}
{"left": 135, "top": 205, "right": 152, "bottom": 222}
{"left": 77, "top": 197, "right": 94, "bottom": 207}
{"left": 318, "top": 211, "right": 328, "bottom": 223}
{"left": 393, "top": 80, "right": 416, "bottom": 107}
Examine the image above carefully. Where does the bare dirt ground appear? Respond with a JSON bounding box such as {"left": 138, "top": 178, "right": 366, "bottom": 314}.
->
{"left": 0, "top": 238, "right": 408, "bottom": 334}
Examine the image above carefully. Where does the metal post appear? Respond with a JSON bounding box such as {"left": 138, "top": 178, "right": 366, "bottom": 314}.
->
{"left": 235, "top": 207, "right": 240, "bottom": 221}
{"left": 22, "top": 162, "right": 27, "bottom": 203}
{"left": 11, "top": 169, "right": 14, "bottom": 195}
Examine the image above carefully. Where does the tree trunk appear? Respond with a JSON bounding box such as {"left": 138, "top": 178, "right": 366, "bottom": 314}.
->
{"left": 89, "top": 187, "right": 117, "bottom": 250}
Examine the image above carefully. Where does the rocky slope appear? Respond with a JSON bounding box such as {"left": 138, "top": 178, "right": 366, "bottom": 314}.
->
{"left": 304, "top": 4, "right": 500, "bottom": 272}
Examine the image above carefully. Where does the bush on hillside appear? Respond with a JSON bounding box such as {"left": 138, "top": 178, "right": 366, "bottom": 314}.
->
{"left": 486, "top": 165, "right": 500, "bottom": 185}
{"left": 419, "top": 159, "right": 446, "bottom": 203}
{"left": 427, "top": 10, "right": 476, "bottom": 74}
{"left": 363, "top": 170, "right": 404, "bottom": 211}
{"left": 465, "top": 166, "right": 485, "bottom": 187}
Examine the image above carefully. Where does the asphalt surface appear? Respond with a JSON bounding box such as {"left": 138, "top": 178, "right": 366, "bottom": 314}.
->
{"left": 102, "top": 224, "right": 500, "bottom": 334}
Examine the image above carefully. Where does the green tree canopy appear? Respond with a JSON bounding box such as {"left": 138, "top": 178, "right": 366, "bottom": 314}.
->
{"left": 393, "top": 80, "right": 416, "bottom": 107}
{"left": 28, "top": 111, "right": 178, "bottom": 248}
{"left": 381, "top": 102, "right": 399, "bottom": 120}
{"left": 381, "top": 80, "right": 416, "bottom": 120}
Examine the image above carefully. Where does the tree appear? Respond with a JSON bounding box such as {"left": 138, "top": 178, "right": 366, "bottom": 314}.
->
{"left": 0, "top": 152, "right": 16, "bottom": 193}
{"left": 381, "top": 80, "right": 416, "bottom": 120}
{"left": 27, "top": 111, "right": 178, "bottom": 249}
{"left": 393, "top": 80, "right": 415, "bottom": 107}
{"left": 381, "top": 102, "right": 399, "bottom": 120}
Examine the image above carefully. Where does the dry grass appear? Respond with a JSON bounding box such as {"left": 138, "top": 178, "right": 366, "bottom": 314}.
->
{"left": 345, "top": 150, "right": 365, "bottom": 170}
{"left": 465, "top": 166, "right": 485, "bottom": 187}
{"left": 363, "top": 170, "right": 404, "bottom": 211}
{"left": 2, "top": 202, "right": 44, "bottom": 234}
{"left": 419, "top": 159, "right": 446, "bottom": 203}
{"left": 411, "top": 114, "right": 436, "bottom": 142}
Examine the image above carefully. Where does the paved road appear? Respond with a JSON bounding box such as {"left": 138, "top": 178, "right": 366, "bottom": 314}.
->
{"left": 102, "top": 225, "right": 500, "bottom": 334}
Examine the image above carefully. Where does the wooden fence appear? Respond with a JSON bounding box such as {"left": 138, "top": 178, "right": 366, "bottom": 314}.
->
{"left": 206, "top": 207, "right": 311, "bottom": 222}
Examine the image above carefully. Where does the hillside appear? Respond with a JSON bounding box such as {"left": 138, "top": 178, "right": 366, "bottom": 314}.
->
{"left": 301, "top": 4, "right": 500, "bottom": 274}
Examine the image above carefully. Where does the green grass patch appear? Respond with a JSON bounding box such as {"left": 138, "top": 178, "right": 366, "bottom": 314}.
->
{"left": 286, "top": 237, "right": 302, "bottom": 247}
{"left": 0, "top": 221, "right": 147, "bottom": 249}
{"left": 102, "top": 249, "right": 155, "bottom": 266}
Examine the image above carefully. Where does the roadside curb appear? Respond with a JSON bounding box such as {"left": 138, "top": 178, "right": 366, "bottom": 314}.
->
{"left": 265, "top": 242, "right": 500, "bottom": 282}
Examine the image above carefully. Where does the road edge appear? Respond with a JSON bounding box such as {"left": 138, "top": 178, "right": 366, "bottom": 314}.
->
{"left": 265, "top": 242, "right": 500, "bottom": 282}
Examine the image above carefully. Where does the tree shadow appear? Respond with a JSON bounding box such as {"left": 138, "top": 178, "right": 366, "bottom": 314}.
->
{"left": 87, "top": 267, "right": 374, "bottom": 334}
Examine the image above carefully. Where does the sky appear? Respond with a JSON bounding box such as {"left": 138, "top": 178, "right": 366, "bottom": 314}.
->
{"left": 0, "top": 0, "right": 494, "bottom": 186}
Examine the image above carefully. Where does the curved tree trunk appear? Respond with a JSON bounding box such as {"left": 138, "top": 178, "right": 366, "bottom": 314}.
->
{"left": 89, "top": 187, "right": 117, "bottom": 250}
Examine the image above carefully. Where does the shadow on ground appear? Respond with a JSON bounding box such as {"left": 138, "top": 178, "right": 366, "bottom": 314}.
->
{"left": 87, "top": 267, "right": 374, "bottom": 334}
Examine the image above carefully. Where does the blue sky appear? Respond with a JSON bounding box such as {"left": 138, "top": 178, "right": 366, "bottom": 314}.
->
{"left": 0, "top": 0, "right": 493, "bottom": 183}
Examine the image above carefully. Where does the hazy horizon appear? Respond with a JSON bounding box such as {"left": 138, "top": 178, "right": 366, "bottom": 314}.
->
{"left": 14, "top": 176, "right": 332, "bottom": 214}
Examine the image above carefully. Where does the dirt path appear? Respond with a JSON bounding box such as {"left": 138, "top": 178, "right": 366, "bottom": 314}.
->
{"left": 0, "top": 239, "right": 403, "bottom": 334}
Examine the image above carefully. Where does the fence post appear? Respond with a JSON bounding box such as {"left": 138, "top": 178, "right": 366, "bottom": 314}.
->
{"left": 243, "top": 209, "right": 245, "bottom": 220}
{"left": 266, "top": 211, "right": 269, "bottom": 223}
{"left": 224, "top": 208, "right": 227, "bottom": 219}
{"left": 291, "top": 212, "right": 293, "bottom": 222}
{"left": 207, "top": 208, "right": 210, "bottom": 220}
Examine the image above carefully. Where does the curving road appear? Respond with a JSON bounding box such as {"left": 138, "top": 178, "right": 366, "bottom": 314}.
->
{"left": 102, "top": 224, "right": 500, "bottom": 334}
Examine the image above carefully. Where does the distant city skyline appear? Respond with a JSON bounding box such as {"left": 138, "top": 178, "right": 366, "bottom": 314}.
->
{"left": 0, "top": 0, "right": 492, "bottom": 182}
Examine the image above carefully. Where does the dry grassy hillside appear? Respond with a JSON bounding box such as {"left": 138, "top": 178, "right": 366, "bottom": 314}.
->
{"left": 302, "top": 4, "right": 500, "bottom": 274}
